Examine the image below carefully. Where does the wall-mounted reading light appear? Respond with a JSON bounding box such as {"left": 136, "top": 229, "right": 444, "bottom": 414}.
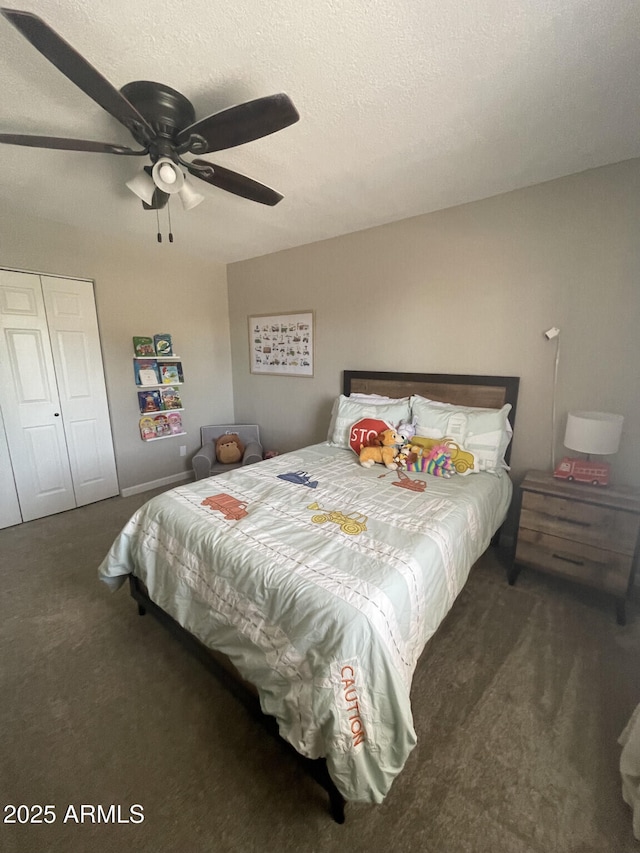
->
{"left": 544, "top": 326, "right": 561, "bottom": 468}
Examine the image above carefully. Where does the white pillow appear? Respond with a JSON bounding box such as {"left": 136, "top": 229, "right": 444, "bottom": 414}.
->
{"left": 328, "top": 395, "right": 411, "bottom": 448}
{"left": 410, "top": 395, "right": 512, "bottom": 473}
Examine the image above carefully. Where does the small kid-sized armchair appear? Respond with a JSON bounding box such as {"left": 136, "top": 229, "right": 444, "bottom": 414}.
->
{"left": 192, "top": 424, "right": 263, "bottom": 480}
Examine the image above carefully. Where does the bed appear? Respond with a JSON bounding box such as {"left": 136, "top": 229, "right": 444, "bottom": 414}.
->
{"left": 620, "top": 702, "right": 640, "bottom": 839}
{"left": 99, "top": 370, "right": 519, "bottom": 822}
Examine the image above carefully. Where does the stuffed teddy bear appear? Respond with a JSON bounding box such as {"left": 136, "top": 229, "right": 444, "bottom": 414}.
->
{"left": 215, "top": 433, "right": 245, "bottom": 465}
{"left": 359, "top": 428, "right": 402, "bottom": 469}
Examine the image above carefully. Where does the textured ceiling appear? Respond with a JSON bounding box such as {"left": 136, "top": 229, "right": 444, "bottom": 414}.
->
{"left": 1, "top": 0, "right": 639, "bottom": 263}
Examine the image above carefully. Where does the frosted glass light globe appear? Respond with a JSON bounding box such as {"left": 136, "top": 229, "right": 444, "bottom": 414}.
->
{"left": 151, "top": 159, "right": 185, "bottom": 194}
{"left": 158, "top": 163, "right": 177, "bottom": 184}
{"left": 158, "top": 163, "right": 176, "bottom": 184}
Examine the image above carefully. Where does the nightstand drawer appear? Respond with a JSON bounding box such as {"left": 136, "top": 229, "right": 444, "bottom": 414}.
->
{"left": 520, "top": 491, "right": 640, "bottom": 555}
{"left": 515, "top": 528, "right": 632, "bottom": 595}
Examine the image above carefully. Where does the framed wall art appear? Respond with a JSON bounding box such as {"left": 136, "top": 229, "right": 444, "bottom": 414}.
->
{"left": 249, "top": 311, "right": 314, "bottom": 377}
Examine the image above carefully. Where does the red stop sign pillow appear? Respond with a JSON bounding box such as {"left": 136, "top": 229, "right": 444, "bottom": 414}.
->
{"left": 349, "top": 417, "right": 392, "bottom": 455}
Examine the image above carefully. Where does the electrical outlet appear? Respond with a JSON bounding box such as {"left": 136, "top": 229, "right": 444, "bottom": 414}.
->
{"left": 179, "top": 445, "right": 187, "bottom": 457}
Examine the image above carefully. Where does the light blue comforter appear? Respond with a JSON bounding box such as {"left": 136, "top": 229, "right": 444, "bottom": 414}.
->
{"left": 99, "top": 443, "right": 511, "bottom": 803}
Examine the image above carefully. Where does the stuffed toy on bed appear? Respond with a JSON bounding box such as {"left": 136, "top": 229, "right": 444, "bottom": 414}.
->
{"left": 396, "top": 417, "right": 417, "bottom": 444}
{"left": 359, "top": 428, "right": 402, "bottom": 469}
{"left": 407, "top": 443, "right": 455, "bottom": 477}
{"left": 215, "top": 433, "right": 245, "bottom": 465}
{"left": 394, "top": 418, "right": 418, "bottom": 469}
{"left": 409, "top": 436, "right": 476, "bottom": 475}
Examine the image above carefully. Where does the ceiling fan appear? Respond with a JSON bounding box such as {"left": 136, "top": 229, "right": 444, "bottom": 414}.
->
{"left": 0, "top": 8, "right": 300, "bottom": 212}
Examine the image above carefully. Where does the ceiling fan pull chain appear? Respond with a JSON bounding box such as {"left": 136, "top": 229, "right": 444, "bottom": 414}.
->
{"left": 156, "top": 208, "right": 162, "bottom": 243}
{"left": 167, "top": 201, "right": 174, "bottom": 243}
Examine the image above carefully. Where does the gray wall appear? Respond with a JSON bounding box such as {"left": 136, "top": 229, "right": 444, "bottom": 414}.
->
{"left": 228, "top": 158, "right": 640, "bottom": 491}
{"left": 3, "top": 158, "right": 638, "bottom": 500}
{"left": 0, "top": 209, "right": 233, "bottom": 493}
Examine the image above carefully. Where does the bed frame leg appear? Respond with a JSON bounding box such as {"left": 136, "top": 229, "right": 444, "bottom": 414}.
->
{"left": 129, "top": 576, "right": 146, "bottom": 615}
{"left": 328, "top": 788, "right": 346, "bottom": 824}
{"left": 305, "top": 758, "right": 345, "bottom": 823}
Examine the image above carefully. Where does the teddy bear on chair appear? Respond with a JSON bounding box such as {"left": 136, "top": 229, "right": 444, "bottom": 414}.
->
{"left": 215, "top": 433, "right": 245, "bottom": 465}
{"left": 359, "top": 428, "right": 402, "bottom": 470}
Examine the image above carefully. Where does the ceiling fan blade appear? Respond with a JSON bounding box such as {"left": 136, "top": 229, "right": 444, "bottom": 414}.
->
{"left": 0, "top": 8, "right": 155, "bottom": 142}
{"left": 188, "top": 160, "right": 283, "bottom": 206}
{"left": 0, "top": 133, "right": 146, "bottom": 154}
{"left": 177, "top": 93, "right": 299, "bottom": 153}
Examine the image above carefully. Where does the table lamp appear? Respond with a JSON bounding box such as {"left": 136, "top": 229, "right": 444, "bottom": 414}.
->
{"left": 553, "top": 411, "right": 624, "bottom": 486}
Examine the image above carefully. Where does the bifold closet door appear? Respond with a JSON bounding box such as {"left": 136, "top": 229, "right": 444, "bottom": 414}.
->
{"left": 41, "top": 275, "right": 118, "bottom": 508}
{"left": 0, "top": 405, "right": 21, "bottom": 529}
{"left": 0, "top": 270, "right": 118, "bottom": 523}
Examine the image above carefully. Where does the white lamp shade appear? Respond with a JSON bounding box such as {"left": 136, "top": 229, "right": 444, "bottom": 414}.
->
{"left": 178, "top": 180, "right": 205, "bottom": 211}
{"left": 151, "top": 158, "right": 185, "bottom": 194}
{"left": 564, "top": 411, "right": 624, "bottom": 455}
{"left": 125, "top": 170, "right": 156, "bottom": 206}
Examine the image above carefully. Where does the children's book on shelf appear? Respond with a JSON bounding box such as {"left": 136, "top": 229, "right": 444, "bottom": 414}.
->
{"left": 159, "top": 385, "right": 182, "bottom": 410}
{"left": 139, "top": 416, "right": 156, "bottom": 440}
{"left": 138, "top": 389, "right": 162, "bottom": 413}
{"left": 153, "top": 333, "right": 173, "bottom": 356}
{"left": 140, "top": 413, "right": 175, "bottom": 440}
{"left": 153, "top": 414, "right": 171, "bottom": 437}
{"left": 133, "top": 336, "right": 155, "bottom": 357}
{"left": 168, "top": 412, "right": 183, "bottom": 435}
{"left": 158, "top": 361, "right": 183, "bottom": 384}
{"left": 134, "top": 359, "right": 160, "bottom": 386}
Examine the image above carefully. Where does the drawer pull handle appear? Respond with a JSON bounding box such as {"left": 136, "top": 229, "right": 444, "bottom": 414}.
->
{"left": 557, "top": 515, "right": 591, "bottom": 527}
{"left": 552, "top": 553, "right": 584, "bottom": 567}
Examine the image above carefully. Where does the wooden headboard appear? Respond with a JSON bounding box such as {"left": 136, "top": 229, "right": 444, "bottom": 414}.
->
{"left": 343, "top": 370, "right": 520, "bottom": 465}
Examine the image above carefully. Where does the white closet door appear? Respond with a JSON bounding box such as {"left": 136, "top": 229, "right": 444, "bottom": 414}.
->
{"left": 0, "top": 270, "right": 76, "bottom": 520}
{"left": 42, "top": 276, "right": 118, "bottom": 506}
{"left": 0, "top": 405, "right": 21, "bottom": 529}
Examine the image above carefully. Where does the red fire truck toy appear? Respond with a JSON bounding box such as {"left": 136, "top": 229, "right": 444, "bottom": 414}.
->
{"left": 553, "top": 457, "right": 610, "bottom": 486}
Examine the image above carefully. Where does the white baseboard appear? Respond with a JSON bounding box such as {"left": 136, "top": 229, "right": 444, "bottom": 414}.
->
{"left": 120, "top": 470, "right": 193, "bottom": 498}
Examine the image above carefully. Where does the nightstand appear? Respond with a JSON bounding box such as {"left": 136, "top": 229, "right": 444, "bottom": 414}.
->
{"left": 510, "top": 470, "right": 640, "bottom": 624}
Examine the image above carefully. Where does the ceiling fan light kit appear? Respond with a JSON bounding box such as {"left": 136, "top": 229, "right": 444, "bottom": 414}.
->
{"left": 126, "top": 162, "right": 206, "bottom": 212}
{"left": 125, "top": 170, "right": 156, "bottom": 206}
{"left": 151, "top": 158, "right": 184, "bottom": 194}
{"left": 177, "top": 182, "right": 205, "bottom": 212}
{"left": 0, "top": 7, "right": 300, "bottom": 238}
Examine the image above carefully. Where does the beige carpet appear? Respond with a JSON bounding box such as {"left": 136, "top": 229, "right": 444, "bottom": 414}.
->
{"left": 0, "top": 487, "right": 639, "bottom": 853}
